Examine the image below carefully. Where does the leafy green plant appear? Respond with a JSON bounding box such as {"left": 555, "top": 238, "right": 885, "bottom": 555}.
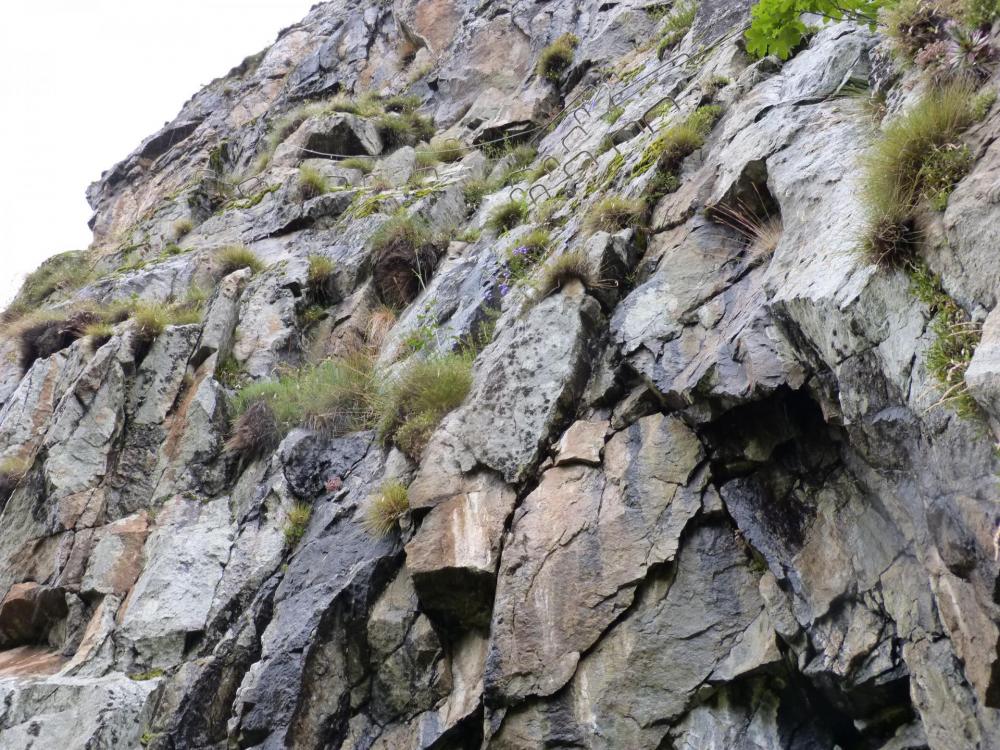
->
{"left": 745, "top": 0, "right": 882, "bottom": 59}
{"left": 284, "top": 503, "right": 312, "bottom": 547}
{"left": 656, "top": 0, "right": 698, "bottom": 59}
{"left": 583, "top": 196, "right": 646, "bottom": 234}
{"left": 487, "top": 199, "right": 530, "bottom": 233}
{"left": 537, "top": 33, "right": 580, "bottom": 81}
{"left": 362, "top": 480, "right": 410, "bottom": 536}
{"left": 217, "top": 245, "right": 264, "bottom": 276}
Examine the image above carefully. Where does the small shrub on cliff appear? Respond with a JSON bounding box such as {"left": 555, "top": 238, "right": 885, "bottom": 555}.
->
{"left": 656, "top": 0, "right": 697, "bottom": 59}
{"left": 583, "top": 196, "right": 646, "bottom": 234}
{"left": 284, "top": 503, "right": 313, "bottom": 547}
{"left": 297, "top": 165, "right": 330, "bottom": 200}
{"left": 745, "top": 0, "right": 881, "bottom": 60}
{"left": 537, "top": 33, "right": 580, "bottom": 81}
{"left": 860, "top": 82, "right": 983, "bottom": 266}
{"left": 379, "top": 351, "right": 474, "bottom": 459}
{"left": 487, "top": 199, "right": 530, "bottom": 234}
{"left": 370, "top": 215, "right": 439, "bottom": 307}
{"left": 217, "top": 245, "right": 264, "bottom": 276}
{"left": 363, "top": 480, "right": 410, "bottom": 536}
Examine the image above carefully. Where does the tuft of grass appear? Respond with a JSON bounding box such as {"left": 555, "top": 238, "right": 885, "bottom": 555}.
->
{"left": 487, "top": 199, "right": 530, "bottom": 234}
{"left": 215, "top": 354, "right": 245, "bottom": 390}
{"left": 537, "top": 33, "right": 580, "bottom": 81}
{"left": 583, "top": 196, "right": 646, "bottom": 234}
{"left": 910, "top": 260, "right": 982, "bottom": 418}
{"left": 217, "top": 245, "right": 265, "bottom": 276}
{"left": 307, "top": 254, "right": 337, "bottom": 303}
{"left": 362, "top": 480, "right": 409, "bottom": 536}
{"left": 370, "top": 215, "right": 439, "bottom": 307}
{"left": 129, "top": 668, "right": 165, "bottom": 682}
{"left": 226, "top": 399, "right": 280, "bottom": 459}
{"left": 83, "top": 321, "right": 115, "bottom": 346}
{"left": 458, "top": 226, "right": 483, "bottom": 242}
{"left": 284, "top": 503, "right": 313, "bottom": 547}
{"left": 860, "top": 82, "right": 983, "bottom": 267}
{"left": 711, "top": 199, "right": 783, "bottom": 259}
{"left": 656, "top": 0, "right": 697, "bottom": 59}
{"left": 463, "top": 178, "right": 493, "bottom": 209}
{"left": 380, "top": 352, "right": 474, "bottom": 459}
{"left": 604, "top": 106, "right": 626, "bottom": 125}
{"left": 230, "top": 352, "right": 380, "bottom": 442}
{"left": 5, "top": 250, "right": 94, "bottom": 319}
{"left": 416, "top": 138, "right": 466, "bottom": 166}
{"left": 298, "top": 165, "right": 329, "bottom": 200}
{"left": 367, "top": 305, "right": 398, "bottom": 350}
{"left": 340, "top": 156, "right": 374, "bottom": 174}
{"left": 532, "top": 250, "right": 596, "bottom": 300}
{"left": 172, "top": 218, "right": 195, "bottom": 240}
{"left": 377, "top": 111, "right": 436, "bottom": 149}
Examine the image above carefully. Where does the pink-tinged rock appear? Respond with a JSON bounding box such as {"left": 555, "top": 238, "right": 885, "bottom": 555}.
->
{"left": 81, "top": 512, "right": 150, "bottom": 596}
{"left": 554, "top": 419, "right": 608, "bottom": 466}
{"left": 405, "top": 471, "right": 516, "bottom": 629}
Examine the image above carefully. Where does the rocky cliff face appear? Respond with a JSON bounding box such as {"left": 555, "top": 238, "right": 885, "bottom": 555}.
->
{"left": 2, "top": 0, "right": 1000, "bottom": 748}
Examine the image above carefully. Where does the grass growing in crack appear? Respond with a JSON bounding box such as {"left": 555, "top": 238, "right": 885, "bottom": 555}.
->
{"left": 379, "top": 351, "right": 474, "bottom": 459}
{"left": 583, "top": 196, "right": 646, "bottom": 234}
{"left": 860, "top": 82, "right": 986, "bottom": 267}
{"left": 172, "top": 218, "right": 194, "bottom": 240}
{"left": 656, "top": 0, "right": 697, "bottom": 59}
{"left": 370, "top": 215, "right": 439, "bottom": 307}
{"left": 487, "top": 199, "right": 530, "bottom": 233}
{"left": 537, "top": 33, "right": 580, "bottom": 81}
{"left": 298, "top": 165, "right": 330, "bottom": 200}
{"left": 531, "top": 250, "right": 596, "bottom": 301}
{"left": 307, "top": 254, "right": 336, "bottom": 303}
{"left": 909, "top": 260, "right": 982, "bottom": 418}
{"left": 363, "top": 480, "right": 409, "bottom": 537}
{"left": 217, "top": 245, "right": 264, "bottom": 276}
{"left": 284, "top": 503, "right": 312, "bottom": 547}
{"left": 340, "top": 156, "right": 374, "bottom": 174}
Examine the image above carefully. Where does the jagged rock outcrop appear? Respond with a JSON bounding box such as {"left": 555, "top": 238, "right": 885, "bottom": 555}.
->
{"left": 3, "top": 0, "right": 1000, "bottom": 748}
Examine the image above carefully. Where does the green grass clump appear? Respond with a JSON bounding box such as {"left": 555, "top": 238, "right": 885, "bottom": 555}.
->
{"left": 860, "top": 82, "right": 984, "bottom": 266}
{"left": 5, "top": 250, "right": 94, "bottom": 319}
{"left": 129, "top": 668, "right": 165, "bottom": 681}
{"left": 380, "top": 352, "right": 474, "bottom": 459}
{"left": 298, "top": 165, "right": 329, "bottom": 200}
{"left": 363, "top": 480, "right": 410, "bottom": 536}
{"left": 656, "top": 0, "right": 697, "bottom": 59}
{"left": 131, "top": 299, "right": 202, "bottom": 340}
{"left": 537, "top": 33, "right": 580, "bottom": 81}
{"left": 340, "top": 156, "right": 374, "bottom": 174}
{"left": 532, "top": 250, "right": 596, "bottom": 300}
{"left": 217, "top": 245, "right": 264, "bottom": 276}
{"left": 307, "top": 254, "right": 337, "bottom": 303}
{"left": 909, "top": 260, "right": 982, "bottom": 418}
{"left": 604, "top": 106, "right": 626, "bottom": 125}
{"left": 370, "top": 215, "right": 439, "bottom": 307}
{"left": 377, "top": 111, "right": 436, "bottom": 149}
{"left": 83, "top": 321, "right": 115, "bottom": 346}
{"left": 463, "top": 178, "right": 493, "bottom": 209}
{"left": 284, "top": 503, "right": 312, "bottom": 547}
{"left": 172, "top": 218, "right": 195, "bottom": 240}
{"left": 583, "top": 196, "right": 646, "bottom": 234}
{"left": 231, "top": 353, "right": 380, "bottom": 442}
{"left": 487, "top": 199, "right": 530, "bottom": 233}
{"left": 416, "top": 138, "right": 466, "bottom": 167}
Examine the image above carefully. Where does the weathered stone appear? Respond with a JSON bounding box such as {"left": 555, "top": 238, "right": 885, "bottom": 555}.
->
{"left": 272, "top": 113, "right": 383, "bottom": 166}
{"left": 0, "top": 583, "right": 68, "bottom": 649}
{"left": 487, "top": 414, "right": 706, "bottom": 704}
{"left": 553, "top": 419, "right": 607, "bottom": 466}
{"left": 405, "top": 471, "right": 516, "bottom": 630}
{"left": 80, "top": 512, "right": 149, "bottom": 596}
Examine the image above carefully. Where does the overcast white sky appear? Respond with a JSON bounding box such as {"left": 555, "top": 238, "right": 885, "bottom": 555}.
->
{"left": 0, "top": 0, "right": 319, "bottom": 305}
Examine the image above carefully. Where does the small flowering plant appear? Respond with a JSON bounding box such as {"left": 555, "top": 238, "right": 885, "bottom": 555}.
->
{"left": 496, "top": 229, "right": 552, "bottom": 296}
